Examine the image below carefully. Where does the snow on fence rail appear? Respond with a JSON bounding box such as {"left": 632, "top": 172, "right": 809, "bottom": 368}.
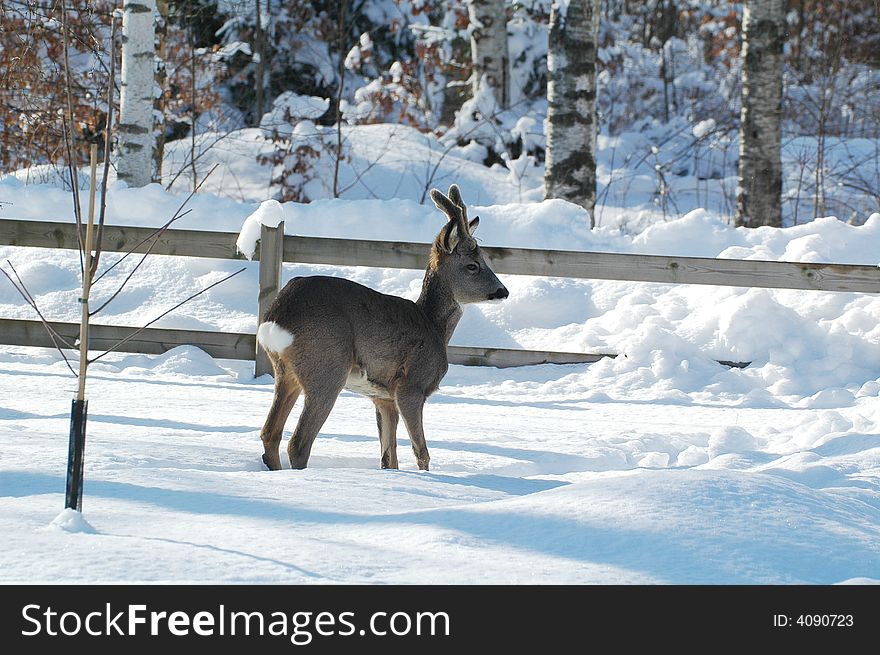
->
{"left": 2, "top": 218, "right": 880, "bottom": 373}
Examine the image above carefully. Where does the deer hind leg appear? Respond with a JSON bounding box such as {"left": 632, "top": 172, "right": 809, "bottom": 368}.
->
{"left": 396, "top": 387, "right": 430, "bottom": 471}
{"left": 373, "top": 399, "right": 399, "bottom": 470}
{"left": 260, "top": 363, "right": 301, "bottom": 471}
{"left": 287, "top": 372, "right": 347, "bottom": 470}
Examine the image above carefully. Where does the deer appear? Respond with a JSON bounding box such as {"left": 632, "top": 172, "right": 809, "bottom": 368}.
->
{"left": 256, "top": 184, "right": 509, "bottom": 472}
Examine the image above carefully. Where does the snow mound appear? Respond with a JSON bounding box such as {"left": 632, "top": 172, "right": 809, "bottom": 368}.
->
{"left": 487, "top": 470, "right": 880, "bottom": 584}
{"left": 837, "top": 577, "right": 880, "bottom": 585}
{"left": 259, "top": 92, "right": 330, "bottom": 136}
{"left": 708, "top": 426, "right": 760, "bottom": 460}
{"left": 93, "top": 346, "right": 233, "bottom": 378}
{"left": 49, "top": 508, "right": 96, "bottom": 534}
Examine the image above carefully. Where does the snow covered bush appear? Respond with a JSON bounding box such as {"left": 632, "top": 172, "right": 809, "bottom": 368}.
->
{"left": 257, "top": 93, "right": 334, "bottom": 202}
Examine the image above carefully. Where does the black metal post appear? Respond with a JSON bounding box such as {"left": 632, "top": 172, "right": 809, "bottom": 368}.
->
{"left": 65, "top": 398, "right": 88, "bottom": 511}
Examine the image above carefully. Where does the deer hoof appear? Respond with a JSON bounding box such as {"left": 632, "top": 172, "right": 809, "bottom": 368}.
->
{"left": 262, "top": 453, "right": 281, "bottom": 471}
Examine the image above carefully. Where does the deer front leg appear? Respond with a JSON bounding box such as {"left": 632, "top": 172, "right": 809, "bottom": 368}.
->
{"left": 396, "top": 388, "right": 430, "bottom": 471}
{"left": 373, "top": 399, "right": 399, "bottom": 469}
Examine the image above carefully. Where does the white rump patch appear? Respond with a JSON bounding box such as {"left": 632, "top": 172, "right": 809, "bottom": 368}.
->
{"left": 257, "top": 321, "right": 294, "bottom": 353}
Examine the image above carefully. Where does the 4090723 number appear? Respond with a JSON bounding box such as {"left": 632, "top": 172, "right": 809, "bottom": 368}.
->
{"left": 796, "top": 615, "right": 854, "bottom": 627}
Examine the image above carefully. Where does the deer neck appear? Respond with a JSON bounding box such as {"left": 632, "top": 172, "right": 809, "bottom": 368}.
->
{"left": 417, "top": 267, "right": 462, "bottom": 345}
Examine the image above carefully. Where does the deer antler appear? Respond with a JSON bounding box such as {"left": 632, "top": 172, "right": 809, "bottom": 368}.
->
{"left": 430, "top": 185, "right": 479, "bottom": 252}
{"left": 430, "top": 188, "right": 462, "bottom": 224}
{"left": 448, "top": 184, "right": 480, "bottom": 239}
{"left": 447, "top": 184, "right": 468, "bottom": 222}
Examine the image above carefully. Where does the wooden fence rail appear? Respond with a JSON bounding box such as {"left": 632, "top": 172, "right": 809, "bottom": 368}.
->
{"left": 0, "top": 318, "right": 610, "bottom": 369}
{"left": 3, "top": 218, "right": 880, "bottom": 292}
{"left": 1, "top": 217, "right": 879, "bottom": 371}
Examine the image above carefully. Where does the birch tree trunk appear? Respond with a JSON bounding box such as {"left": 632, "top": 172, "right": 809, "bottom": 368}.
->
{"left": 736, "top": 0, "right": 784, "bottom": 227}
{"left": 467, "top": 0, "right": 509, "bottom": 108}
{"left": 544, "top": 0, "right": 600, "bottom": 227}
{"left": 153, "top": 0, "right": 168, "bottom": 183}
{"left": 254, "top": 0, "right": 265, "bottom": 123}
{"left": 117, "top": 0, "right": 157, "bottom": 188}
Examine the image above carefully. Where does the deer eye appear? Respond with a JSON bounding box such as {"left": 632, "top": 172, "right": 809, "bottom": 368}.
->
{"left": 466, "top": 263, "right": 480, "bottom": 273}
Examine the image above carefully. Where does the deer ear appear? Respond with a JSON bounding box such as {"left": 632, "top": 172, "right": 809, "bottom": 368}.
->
{"left": 448, "top": 184, "right": 463, "bottom": 206}
{"left": 468, "top": 216, "right": 480, "bottom": 234}
{"left": 441, "top": 222, "right": 460, "bottom": 253}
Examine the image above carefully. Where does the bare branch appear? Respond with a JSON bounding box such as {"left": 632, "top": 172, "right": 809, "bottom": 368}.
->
{"left": 91, "top": 209, "right": 192, "bottom": 287}
{"left": 190, "top": 27, "right": 197, "bottom": 193}
{"left": 91, "top": 162, "right": 217, "bottom": 291}
{"left": 1, "top": 263, "right": 78, "bottom": 377}
{"left": 2, "top": 261, "right": 76, "bottom": 349}
{"left": 164, "top": 130, "right": 235, "bottom": 192}
{"left": 413, "top": 96, "right": 535, "bottom": 204}
{"left": 88, "top": 267, "right": 247, "bottom": 364}
{"left": 91, "top": 15, "right": 118, "bottom": 279}
{"left": 89, "top": 210, "right": 191, "bottom": 316}
{"left": 61, "top": 120, "right": 84, "bottom": 275}
{"left": 60, "top": 2, "right": 84, "bottom": 272}
{"left": 336, "top": 127, "right": 397, "bottom": 196}
{"left": 836, "top": 179, "right": 880, "bottom": 198}
{"left": 333, "top": 0, "right": 350, "bottom": 198}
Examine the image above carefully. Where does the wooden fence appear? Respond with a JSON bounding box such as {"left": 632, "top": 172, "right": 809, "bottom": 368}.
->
{"left": 2, "top": 217, "right": 879, "bottom": 374}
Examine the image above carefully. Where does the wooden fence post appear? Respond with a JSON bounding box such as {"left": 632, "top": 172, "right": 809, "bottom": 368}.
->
{"left": 255, "top": 221, "right": 284, "bottom": 377}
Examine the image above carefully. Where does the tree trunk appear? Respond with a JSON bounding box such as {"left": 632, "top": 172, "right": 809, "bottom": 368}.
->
{"left": 736, "top": 0, "right": 784, "bottom": 228}
{"left": 254, "top": 0, "right": 265, "bottom": 124}
{"left": 153, "top": 0, "right": 168, "bottom": 183}
{"left": 544, "top": 0, "right": 600, "bottom": 227}
{"left": 467, "top": 0, "right": 509, "bottom": 108}
{"left": 118, "top": 0, "right": 157, "bottom": 188}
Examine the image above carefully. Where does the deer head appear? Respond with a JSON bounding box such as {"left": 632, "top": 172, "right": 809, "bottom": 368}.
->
{"left": 429, "top": 184, "right": 509, "bottom": 304}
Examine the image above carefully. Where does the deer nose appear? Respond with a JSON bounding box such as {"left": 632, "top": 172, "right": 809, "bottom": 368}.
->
{"left": 489, "top": 286, "right": 509, "bottom": 300}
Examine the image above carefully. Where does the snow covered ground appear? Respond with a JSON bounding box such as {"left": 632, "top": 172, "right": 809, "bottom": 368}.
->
{"left": 1, "top": 126, "right": 879, "bottom": 584}
{"left": 1, "top": 347, "right": 879, "bottom": 584}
